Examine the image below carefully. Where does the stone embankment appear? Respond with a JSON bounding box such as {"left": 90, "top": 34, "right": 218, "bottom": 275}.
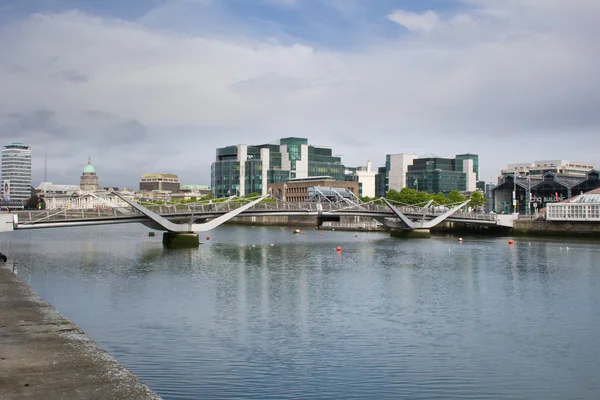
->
{"left": 0, "top": 265, "right": 160, "bottom": 400}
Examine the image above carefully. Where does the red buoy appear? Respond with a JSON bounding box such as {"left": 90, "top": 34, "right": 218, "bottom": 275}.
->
{"left": 206, "top": 236, "right": 210, "bottom": 240}
{"left": 318, "top": 232, "right": 323, "bottom": 236}
{"left": 509, "top": 239, "right": 514, "bottom": 245}
{"left": 336, "top": 246, "right": 342, "bottom": 252}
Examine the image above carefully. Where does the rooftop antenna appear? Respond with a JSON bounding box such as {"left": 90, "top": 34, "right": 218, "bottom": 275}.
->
{"left": 44, "top": 132, "right": 48, "bottom": 198}
{"left": 44, "top": 139, "right": 47, "bottom": 183}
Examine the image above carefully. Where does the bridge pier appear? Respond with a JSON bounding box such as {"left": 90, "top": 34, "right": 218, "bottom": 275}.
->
{"left": 162, "top": 232, "right": 200, "bottom": 248}
{"left": 390, "top": 228, "right": 431, "bottom": 239}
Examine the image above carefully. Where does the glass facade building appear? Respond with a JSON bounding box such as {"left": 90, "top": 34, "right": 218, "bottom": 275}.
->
{"left": 1, "top": 142, "right": 32, "bottom": 206}
{"left": 406, "top": 157, "right": 469, "bottom": 194}
{"left": 375, "top": 166, "right": 387, "bottom": 198}
{"left": 211, "top": 138, "right": 346, "bottom": 198}
{"left": 455, "top": 154, "right": 479, "bottom": 181}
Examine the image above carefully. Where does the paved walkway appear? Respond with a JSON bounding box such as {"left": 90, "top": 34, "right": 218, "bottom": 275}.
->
{"left": 0, "top": 264, "right": 160, "bottom": 399}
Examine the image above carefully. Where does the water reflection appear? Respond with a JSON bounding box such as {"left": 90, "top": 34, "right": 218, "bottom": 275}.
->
{"left": 2, "top": 225, "right": 600, "bottom": 400}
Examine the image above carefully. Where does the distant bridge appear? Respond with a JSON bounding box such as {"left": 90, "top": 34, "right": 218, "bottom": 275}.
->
{"left": 3, "top": 193, "right": 512, "bottom": 238}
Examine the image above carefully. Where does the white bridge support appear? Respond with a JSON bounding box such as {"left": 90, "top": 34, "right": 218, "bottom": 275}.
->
{"left": 112, "top": 192, "right": 271, "bottom": 248}
{"left": 380, "top": 198, "right": 471, "bottom": 238}
{"left": 112, "top": 192, "right": 270, "bottom": 233}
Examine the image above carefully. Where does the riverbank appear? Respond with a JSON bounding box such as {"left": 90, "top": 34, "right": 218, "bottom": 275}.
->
{"left": 0, "top": 264, "right": 160, "bottom": 399}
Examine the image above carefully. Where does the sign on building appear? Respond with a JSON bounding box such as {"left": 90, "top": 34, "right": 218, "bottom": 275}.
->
{"left": 2, "top": 180, "right": 9, "bottom": 201}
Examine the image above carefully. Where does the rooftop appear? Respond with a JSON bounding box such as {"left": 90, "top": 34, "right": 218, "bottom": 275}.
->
{"left": 4, "top": 142, "right": 30, "bottom": 149}
{"left": 141, "top": 173, "right": 179, "bottom": 179}
{"left": 181, "top": 184, "right": 210, "bottom": 190}
{"left": 289, "top": 176, "right": 334, "bottom": 182}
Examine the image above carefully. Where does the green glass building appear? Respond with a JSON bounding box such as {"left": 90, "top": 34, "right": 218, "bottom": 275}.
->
{"left": 405, "top": 154, "right": 480, "bottom": 195}
{"left": 211, "top": 138, "right": 346, "bottom": 198}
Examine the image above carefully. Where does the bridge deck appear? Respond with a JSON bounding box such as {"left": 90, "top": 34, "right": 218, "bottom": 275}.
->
{"left": 13, "top": 201, "right": 498, "bottom": 230}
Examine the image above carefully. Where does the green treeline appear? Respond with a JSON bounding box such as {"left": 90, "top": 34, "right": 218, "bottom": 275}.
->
{"left": 361, "top": 188, "right": 486, "bottom": 208}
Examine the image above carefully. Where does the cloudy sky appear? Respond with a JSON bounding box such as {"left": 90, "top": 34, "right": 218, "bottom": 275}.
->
{"left": 1, "top": 0, "right": 599, "bottom": 188}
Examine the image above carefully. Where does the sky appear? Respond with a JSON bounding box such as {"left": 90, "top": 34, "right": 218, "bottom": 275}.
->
{"left": 1, "top": 0, "right": 599, "bottom": 188}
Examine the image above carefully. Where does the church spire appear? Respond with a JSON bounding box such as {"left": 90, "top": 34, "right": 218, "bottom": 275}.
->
{"left": 88, "top": 156, "right": 91, "bottom": 165}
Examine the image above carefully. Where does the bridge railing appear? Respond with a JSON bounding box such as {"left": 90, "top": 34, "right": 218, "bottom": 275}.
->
{"left": 15, "top": 207, "right": 140, "bottom": 223}
{"left": 14, "top": 201, "right": 498, "bottom": 224}
{"left": 142, "top": 201, "right": 390, "bottom": 214}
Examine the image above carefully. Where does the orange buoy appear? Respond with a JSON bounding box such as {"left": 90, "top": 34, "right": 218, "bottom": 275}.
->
{"left": 509, "top": 239, "right": 514, "bottom": 245}
{"left": 206, "top": 236, "right": 210, "bottom": 240}
{"left": 336, "top": 246, "right": 342, "bottom": 252}
{"left": 318, "top": 232, "right": 323, "bottom": 236}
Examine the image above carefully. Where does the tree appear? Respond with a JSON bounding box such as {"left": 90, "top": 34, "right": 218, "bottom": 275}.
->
{"left": 431, "top": 192, "right": 447, "bottom": 205}
{"left": 397, "top": 188, "right": 419, "bottom": 204}
{"left": 387, "top": 188, "right": 433, "bottom": 205}
{"left": 25, "top": 195, "right": 45, "bottom": 210}
{"left": 385, "top": 189, "right": 401, "bottom": 202}
{"left": 447, "top": 190, "right": 466, "bottom": 204}
{"left": 469, "top": 191, "right": 487, "bottom": 209}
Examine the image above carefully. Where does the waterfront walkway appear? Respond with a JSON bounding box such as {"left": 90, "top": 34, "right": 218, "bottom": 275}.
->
{"left": 0, "top": 265, "right": 160, "bottom": 399}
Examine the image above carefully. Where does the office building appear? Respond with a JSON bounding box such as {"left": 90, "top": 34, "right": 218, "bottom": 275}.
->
{"left": 345, "top": 161, "right": 377, "bottom": 198}
{"left": 211, "top": 138, "right": 345, "bottom": 198}
{"left": 1, "top": 142, "right": 32, "bottom": 207}
{"left": 386, "top": 154, "right": 419, "bottom": 192}
{"left": 501, "top": 160, "right": 594, "bottom": 178}
{"left": 268, "top": 176, "right": 359, "bottom": 203}
{"left": 375, "top": 166, "right": 387, "bottom": 197}
{"left": 139, "top": 173, "right": 180, "bottom": 192}
{"left": 405, "top": 154, "right": 480, "bottom": 194}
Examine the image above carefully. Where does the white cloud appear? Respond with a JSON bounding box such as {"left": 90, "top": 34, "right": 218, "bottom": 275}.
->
{"left": 387, "top": 10, "right": 440, "bottom": 33}
{"left": 1, "top": 1, "right": 600, "bottom": 187}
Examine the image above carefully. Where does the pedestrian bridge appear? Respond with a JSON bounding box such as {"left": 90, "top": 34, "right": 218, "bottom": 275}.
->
{"left": 3, "top": 193, "right": 512, "bottom": 236}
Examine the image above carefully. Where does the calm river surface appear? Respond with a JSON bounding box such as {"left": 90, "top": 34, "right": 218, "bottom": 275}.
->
{"left": 3, "top": 224, "right": 600, "bottom": 399}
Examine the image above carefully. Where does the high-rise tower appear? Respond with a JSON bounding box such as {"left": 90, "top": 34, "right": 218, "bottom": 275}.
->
{"left": 1, "top": 142, "right": 32, "bottom": 205}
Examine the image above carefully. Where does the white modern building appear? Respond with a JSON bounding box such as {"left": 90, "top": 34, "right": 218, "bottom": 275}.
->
{"left": 387, "top": 153, "right": 419, "bottom": 191}
{"left": 463, "top": 159, "right": 477, "bottom": 192}
{"left": 354, "top": 161, "right": 377, "bottom": 198}
{"left": 1, "top": 142, "right": 32, "bottom": 206}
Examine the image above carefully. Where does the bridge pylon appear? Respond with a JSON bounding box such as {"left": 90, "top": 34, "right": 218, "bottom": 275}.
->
{"left": 379, "top": 198, "right": 471, "bottom": 238}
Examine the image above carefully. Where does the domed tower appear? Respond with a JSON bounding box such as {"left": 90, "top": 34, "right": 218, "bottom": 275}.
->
{"left": 80, "top": 156, "right": 100, "bottom": 191}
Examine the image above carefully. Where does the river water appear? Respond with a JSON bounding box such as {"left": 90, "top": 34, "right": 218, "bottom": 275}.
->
{"left": 3, "top": 225, "right": 600, "bottom": 399}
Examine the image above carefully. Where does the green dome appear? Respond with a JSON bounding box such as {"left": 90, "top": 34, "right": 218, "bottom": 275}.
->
{"left": 83, "top": 157, "right": 96, "bottom": 174}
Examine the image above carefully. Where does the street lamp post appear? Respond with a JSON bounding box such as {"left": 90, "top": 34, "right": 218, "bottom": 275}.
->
{"left": 527, "top": 172, "right": 531, "bottom": 218}
{"left": 513, "top": 172, "right": 517, "bottom": 216}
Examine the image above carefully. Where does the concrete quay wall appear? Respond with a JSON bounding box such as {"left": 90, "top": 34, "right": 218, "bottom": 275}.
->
{"left": 228, "top": 215, "right": 386, "bottom": 230}
{"left": 513, "top": 220, "right": 600, "bottom": 237}
{"left": 0, "top": 265, "right": 160, "bottom": 400}
{"left": 229, "top": 215, "right": 315, "bottom": 226}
